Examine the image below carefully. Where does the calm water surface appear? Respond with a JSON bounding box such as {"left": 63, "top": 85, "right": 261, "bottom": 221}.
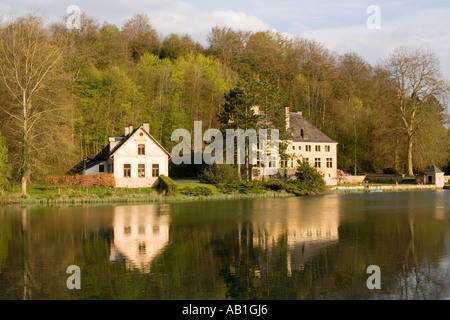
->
{"left": 1, "top": 190, "right": 450, "bottom": 300}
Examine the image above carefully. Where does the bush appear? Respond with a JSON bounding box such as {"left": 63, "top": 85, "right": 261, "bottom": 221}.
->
{"left": 179, "top": 186, "right": 213, "bottom": 196}
{"left": 45, "top": 174, "right": 115, "bottom": 188}
{"left": 263, "top": 180, "right": 287, "bottom": 191}
{"left": 294, "top": 159, "right": 326, "bottom": 193}
{"left": 199, "top": 164, "right": 240, "bottom": 185}
{"left": 158, "top": 175, "right": 179, "bottom": 196}
{"left": 218, "top": 181, "right": 267, "bottom": 194}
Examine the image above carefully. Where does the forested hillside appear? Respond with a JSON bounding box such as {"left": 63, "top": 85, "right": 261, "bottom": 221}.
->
{"left": 0, "top": 13, "right": 449, "bottom": 188}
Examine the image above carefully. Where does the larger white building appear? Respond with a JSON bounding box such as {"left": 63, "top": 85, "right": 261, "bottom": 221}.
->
{"left": 252, "top": 107, "right": 338, "bottom": 185}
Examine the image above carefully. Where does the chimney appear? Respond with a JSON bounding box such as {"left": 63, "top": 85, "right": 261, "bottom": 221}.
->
{"left": 298, "top": 111, "right": 303, "bottom": 116}
{"left": 124, "top": 126, "right": 129, "bottom": 135}
{"left": 128, "top": 125, "right": 133, "bottom": 134}
{"left": 285, "top": 107, "right": 290, "bottom": 130}
{"left": 109, "top": 137, "right": 119, "bottom": 150}
{"left": 143, "top": 123, "right": 149, "bottom": 133}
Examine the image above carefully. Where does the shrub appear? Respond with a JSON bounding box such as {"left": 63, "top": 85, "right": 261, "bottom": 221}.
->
{"left": 263, "top": 180, "right": 287, "bottom": 191}
{"left": 294, "top": 159, "right": 326, "bottom": 193}
{"left": 218, "top": 181, "right": 266, "bottom": 194}
{"left": 179, "top": 186, "right": 213, "bottom": 196}
{"left": 199, "top": 164, "right": 240, "bottom": 185}
{"left": 158, "top": 175, "right": 179, "bottom": 196}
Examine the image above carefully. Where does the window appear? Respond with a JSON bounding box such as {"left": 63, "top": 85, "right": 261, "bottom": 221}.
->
{"left": 99, "top": 164, "right": 105, "bottom": 173}
{"left": 269, "top": 158, "right": 277, "bottom": 168}
{"left": 293, "top": 145, "right": 295, "bottom": 150}
{"left": 325, "top": 145, "right": 330, "bottom": 152}
{"left": 304, "top": 158, "right": 309, "bottom": 164}
{"left": 124, "top": 164, "right": 131, "bottom": 178}
{"left": 314, "top": 158, "right": 321, "bottom": 168}
{"left": 138, "top": 164, "right": 145, "bottom": 178}
{"left": 138, "top": 242, "right": 146, "bottom": 255}
{"left": 326, "top": 158, "right": 333, "bottom": 168}
{"left": 315, "top": 145, "right": 321, "bottom": 152}
{"left": 300, "top": 128, "right": 304, "bottom": 137}
{"left": 152, "top": 164, "right": 160, "bottom": 177}
{"left": 306, "top": 145, "right": 311, "bottom": 152}
{"left": 138, "top": 144, "right": 145, "bottom": 155}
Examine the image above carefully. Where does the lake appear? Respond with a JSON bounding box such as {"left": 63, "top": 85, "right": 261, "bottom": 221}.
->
{"left": 1, "top": 190, "right": 450, "bottom": 300}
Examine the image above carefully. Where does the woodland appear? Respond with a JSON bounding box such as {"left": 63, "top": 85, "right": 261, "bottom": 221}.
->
{"left": 0, "top": 13, "right": 449, "bottom": 192}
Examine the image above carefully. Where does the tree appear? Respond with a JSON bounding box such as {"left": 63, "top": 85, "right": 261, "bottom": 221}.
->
{"left": 217, "top": 86, "right": 259, "bottom": 180}
{"left": 385, "top": 47, "right": 448, "bottom": 176}
{"left": 0, "top": 132, "right": 11, "bottom": 190}
{"left": 295, "top": 159, "right": 325, "bottom": 193}
{"left": 0, "top": 16, "right": 68, "bottom": 195}
{"left": 161, "top": 33, "right": 203, "bottom": 60}
{"left": 122, "top": 14, "right": 161, "bottom": 60}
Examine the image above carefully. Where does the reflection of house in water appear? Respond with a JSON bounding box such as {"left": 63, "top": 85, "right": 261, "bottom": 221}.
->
{"left": 109, "top": 205, "right": 170, "bottom": 273}
{"left": 250, "top": 195, "right": 340, "bottom": 276}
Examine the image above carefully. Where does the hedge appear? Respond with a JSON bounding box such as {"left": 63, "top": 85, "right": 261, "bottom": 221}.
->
{"left": 45, "top": 174, "right": 116, "bottom": 188}
{"left": 158, "top": 175, "right": 179, "bottom": 196}
{"left": 179, "top": 186, "right": 213, "bottom": 196}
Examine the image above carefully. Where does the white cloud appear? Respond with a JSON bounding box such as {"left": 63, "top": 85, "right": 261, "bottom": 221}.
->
{"left": 145, "top": 1, "right": 270, "bottom": 41}
{"left": 299, "top": 7, "right": 450, "bottom": 79}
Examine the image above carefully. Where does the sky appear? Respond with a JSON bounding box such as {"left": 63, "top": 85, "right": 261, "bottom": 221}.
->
{"left": 1, "top": 0, "right": 450, "bottom": 78}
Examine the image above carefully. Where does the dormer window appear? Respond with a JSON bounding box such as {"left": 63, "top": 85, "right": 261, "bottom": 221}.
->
{"left": 138, "top": 144, "right": 145, "bottom": 155}
{"left": 300, "top": 129, "right": 304, "bottom": 137}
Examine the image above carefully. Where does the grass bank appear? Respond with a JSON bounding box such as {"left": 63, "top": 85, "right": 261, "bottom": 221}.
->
{"left": 0, "top": 182, "right": 296, "bottom": 205}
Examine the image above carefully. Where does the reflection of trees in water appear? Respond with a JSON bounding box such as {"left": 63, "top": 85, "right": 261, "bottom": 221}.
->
{"left": 211, "top": 210, "right": 450, "bottom": 299}
{"left": 393, "top": 218, "right": 450, "bottom": 300}
{"left": 1, "top": 194, "right": 450, "bottom": 300}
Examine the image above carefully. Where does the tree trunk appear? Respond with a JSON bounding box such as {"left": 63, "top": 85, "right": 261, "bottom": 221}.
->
{"left": 21, "top": 176, "right": 27, "bottom": 196}
{"left": 407, "top": 135, "right": 414, "bottom": 176}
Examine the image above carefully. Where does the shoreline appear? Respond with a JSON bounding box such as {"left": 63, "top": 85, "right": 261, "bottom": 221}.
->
{"left": 0, "top": 191, "right": 296, "bottom": 206}
{"left": 331, "top": 184, "right": 447, "bottom": 193}
{"left": 1, "top": 184, "right": 448, "bottom": 206}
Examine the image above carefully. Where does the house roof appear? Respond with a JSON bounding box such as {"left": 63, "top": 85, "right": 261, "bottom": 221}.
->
{"left": 289, "top": 112, "right": 337, "bottom": 143}
{"left": 80, "top": 126, "right": 170, "bottom": 172}
{"left": 426, "top": 164, "right": 444, "bottom": 174}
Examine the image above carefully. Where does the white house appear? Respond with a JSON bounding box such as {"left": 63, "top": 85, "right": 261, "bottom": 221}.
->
{"left": 81, "top": 123, "right": 170, "bottom": 188}
{"left": 283, "top": 109, "right": 338, "bottom": 185}
{"left": 252, "top": 107, "right": 338, "bottom": 185}
{"left": 425, "top": 165, "right": 445, "bottom": 188}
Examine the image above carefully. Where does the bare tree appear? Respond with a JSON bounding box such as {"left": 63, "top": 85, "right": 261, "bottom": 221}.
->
{"left": 0, "top": 16, "right": 65, "bottom": 195}
{"left": 385, "top": 47, "right": 448, "bottom": 176}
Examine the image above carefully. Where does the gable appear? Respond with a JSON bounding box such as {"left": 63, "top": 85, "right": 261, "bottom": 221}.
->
{"left": 112, "top": 127, "right": 170, "bottom": 158}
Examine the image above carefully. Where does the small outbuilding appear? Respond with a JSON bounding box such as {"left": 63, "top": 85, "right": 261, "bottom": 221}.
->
{"left": 425, "top": 165, "right": 445, "bottom": 188}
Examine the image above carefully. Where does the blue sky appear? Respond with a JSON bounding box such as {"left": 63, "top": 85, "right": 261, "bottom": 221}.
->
{"left": 1, "top": 0, "right": 450, "bottom": 78}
